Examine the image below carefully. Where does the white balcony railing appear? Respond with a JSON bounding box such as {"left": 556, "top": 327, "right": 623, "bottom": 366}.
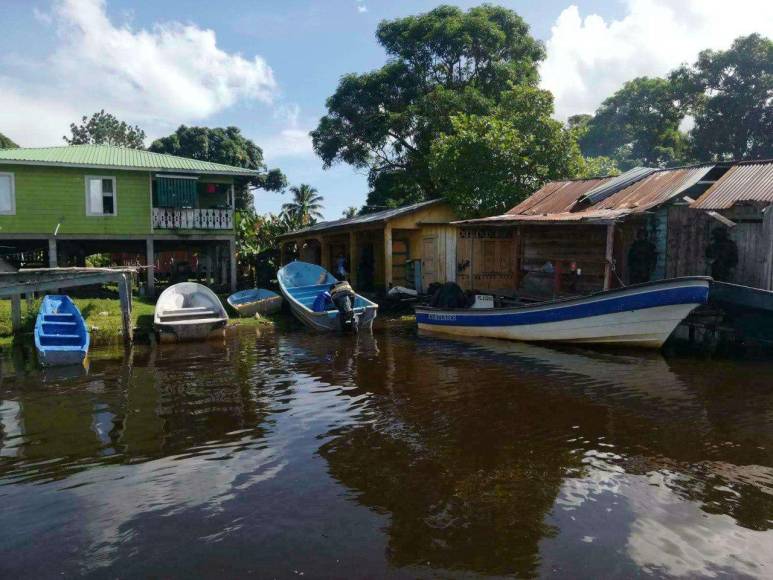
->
{"left": 153, "top": 208, "right": 233, "bottom": 230}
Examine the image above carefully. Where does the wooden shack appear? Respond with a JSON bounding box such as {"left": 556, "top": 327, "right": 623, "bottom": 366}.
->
{"left": 278, "top": 200, "right": 459, "bottom": 292}
{"left": 454, "top": 164, "right": 735, "bottom": 297}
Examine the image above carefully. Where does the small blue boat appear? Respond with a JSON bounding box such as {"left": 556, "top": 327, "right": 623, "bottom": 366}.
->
{"left": 227, "top": 288, "right": 283, "bottom": 317}
{"left": 34, "top": 295, "right": 90, "bottom": 367}
{"left": 277, "top": 261, "right": 378, "bottom": 332}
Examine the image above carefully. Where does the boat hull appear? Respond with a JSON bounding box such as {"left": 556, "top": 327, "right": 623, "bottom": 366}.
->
{"left": 34, "top": 295, "right": 90, "bottom": 368}
{"left": 227, "top": 289, "right": 283, "bottom": 317}
{"left": 415, "top": 277, "right": 711, "bottom": 349}
{"left": 154, "top": 282, "right": 229, "bottom": 342}
{"left": 277, "top": 261, "right": 378, "bottom": 333}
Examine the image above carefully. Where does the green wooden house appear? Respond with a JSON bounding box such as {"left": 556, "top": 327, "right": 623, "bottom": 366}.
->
{"left": 0, "top": 144, "right": 258, "bottom": 293}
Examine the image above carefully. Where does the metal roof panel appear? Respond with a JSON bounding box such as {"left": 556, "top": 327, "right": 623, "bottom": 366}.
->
{"left": 691, "top": 161, "right": 773, "bottom": 209}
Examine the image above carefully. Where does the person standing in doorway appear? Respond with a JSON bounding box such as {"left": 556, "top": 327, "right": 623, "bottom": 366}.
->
{"left": 706, "top": 228, "right": 738, "bottom": 282}
{"left": 334, "top": 253, "right": 348, "bottom": 280}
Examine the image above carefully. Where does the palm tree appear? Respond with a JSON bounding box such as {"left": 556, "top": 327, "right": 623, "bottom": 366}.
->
{"left": 282, "top": 184, "right": 324, "bottom": 226}
{"left": 342, "top": 206, "right": 359, "bottom": 218}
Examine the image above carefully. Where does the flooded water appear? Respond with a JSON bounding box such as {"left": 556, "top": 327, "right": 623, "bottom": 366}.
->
{"left": 1, "top": 322, "right": 773, "bottom": 578}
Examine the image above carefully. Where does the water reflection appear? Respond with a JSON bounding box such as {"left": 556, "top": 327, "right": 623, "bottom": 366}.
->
{"left": 0, "top": 324, "right": 772, "bottom": 577}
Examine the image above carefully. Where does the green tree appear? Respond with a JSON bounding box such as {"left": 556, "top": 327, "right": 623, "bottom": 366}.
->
{"left": 281, "top": 184, "right": 324, "bottom": 226}
{"left": 0, "top": 132, "right": 18, "bottom": 149}
{"left": 149, "top": 125, "right": 287, "bottom": 211}
{"left": 429, "top": 86, "right": 583, "bottom": 218}
{"left": 670, "top": 34, "right": 773, "bottom": 161}
{"left": 578, "top": 77, "right": 688, "bottom": 169}
{"left": 64, "top": 110, "right": 146, "bottom": 148}
{"left": 342, "top": 206, "right": 359, "bottom": 218}
{"left": 577, "top": 156, "right": 620, "bottom": 179}
{"left": 236, "top": 211, "right": 295, "bottom": 286}
{"left": 311, "top": 4, "right": 545, "bottom": 208}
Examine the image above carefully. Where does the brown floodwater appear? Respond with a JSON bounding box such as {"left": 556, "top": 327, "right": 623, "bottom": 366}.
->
{"left": 1, "top": 321, "right": 773, "bottom": 578}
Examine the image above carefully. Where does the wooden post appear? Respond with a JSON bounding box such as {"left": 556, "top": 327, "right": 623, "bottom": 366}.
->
{"left": 320, "top": 236, "right": 330, "bottom": 271}
{"left": 349, "top": 231, "right": 358, "bottom": 287}
{"left": 220, "top": 244, "right": 228, "bottom": 288}
{"left": 48, "top": 238, "right": 58, "bottom": 268}
{"left": 603, "top": 223, "right": 616, "bottom": 290}
{"left": 117, "top": 273, "right": 133, "bottom": 345}
{"left": 513, "top": 226, "right": 522, "bottom": 291}
{"left": 279, "top": 242, "right": 286, "bottom": 267}
{"left": 229, "top": 237, "right": 237, "bottom": 293}
{"left": 25, "top": 292, "right": 34, "bottom": 313}
{"left": 384, "top": 224, "right": 393, "bottom": 289}
{"left": 11, "top": 294, "right": 22, "bottom": 332}
{"left": 145, "top": 238, "right": 155, "bottom": 297}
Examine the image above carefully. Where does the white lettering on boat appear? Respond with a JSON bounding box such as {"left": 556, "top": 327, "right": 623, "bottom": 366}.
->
{"left": 428, "top": 313, "right": 457, "bottom": 322}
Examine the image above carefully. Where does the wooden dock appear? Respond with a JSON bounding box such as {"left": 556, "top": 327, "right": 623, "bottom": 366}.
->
{"left": 0, "top": 267, "right": 138, "bottom": 344}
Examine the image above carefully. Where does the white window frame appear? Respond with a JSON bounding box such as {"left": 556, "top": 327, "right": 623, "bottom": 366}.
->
{"left": 85, "top": 175, "right": 118, "bottom": 216}
{"left": 0, "top": 172, "right": 15, "bottom": 215}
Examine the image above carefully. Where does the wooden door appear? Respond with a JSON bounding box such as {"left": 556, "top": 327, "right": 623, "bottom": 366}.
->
{"left": 422, "top": 236, "right": 438, "bottom": 289}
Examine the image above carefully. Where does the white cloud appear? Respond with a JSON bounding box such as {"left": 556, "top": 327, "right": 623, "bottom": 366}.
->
{"left": 261, "top": 103, "right": 315, "bottom": 160}
{"left": 0, "top": 0, "right": 277, "bottom": 146}
{"left": 357, "top": 5, "right": 368, "bottom": 14}
{"left": 541, "top": 0, "right": 773, "bottom": 120}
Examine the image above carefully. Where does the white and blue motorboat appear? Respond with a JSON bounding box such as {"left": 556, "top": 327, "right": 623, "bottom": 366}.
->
{"left": 227, "top": 288, "right": 283, "bottom": 317}
{"left": 34, "top": 295, "right": 90, "bottom": 367}
{"left": 415, "top": 277, "right": 711, "bottom": 349}
{"left": 277, "top": 261, "right": 378, "bottom": 332}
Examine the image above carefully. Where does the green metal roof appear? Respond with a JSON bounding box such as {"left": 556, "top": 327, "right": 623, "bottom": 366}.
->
{"left": 0, "top": 144, "right": 260, "bottom": 176}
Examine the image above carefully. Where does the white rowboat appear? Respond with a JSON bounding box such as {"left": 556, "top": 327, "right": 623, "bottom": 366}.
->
{"left": 154, "top": 282, "right": 228, "bottom": 342}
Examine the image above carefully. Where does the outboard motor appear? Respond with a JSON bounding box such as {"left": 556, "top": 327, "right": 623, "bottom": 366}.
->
{"left": 330, "top": 281, "right": 358, "bottom": 333}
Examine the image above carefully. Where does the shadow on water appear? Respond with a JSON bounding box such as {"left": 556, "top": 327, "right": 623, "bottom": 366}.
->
{"left": 0, "top": 323, "right": 772, "bottom": 577}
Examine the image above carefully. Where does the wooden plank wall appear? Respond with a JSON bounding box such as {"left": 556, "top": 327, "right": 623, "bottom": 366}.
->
{"left": 665, "top": 206, "right": 712, "bottom": 278}
{"left": 521, "top": 225, "right": 607, "bottom": 293}
{"left": 726, "top": 205, "right": 773, "bottom": 290}
{"left": 456, "top": 228, "right": 517, "bottom": 292}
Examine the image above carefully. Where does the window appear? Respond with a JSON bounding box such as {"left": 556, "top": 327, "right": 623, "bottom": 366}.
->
{"left": 0, "top": 172, "right": 15, "bottom": 215}
{"left": 85, "top": 176, "right": 117, "bottom": 216}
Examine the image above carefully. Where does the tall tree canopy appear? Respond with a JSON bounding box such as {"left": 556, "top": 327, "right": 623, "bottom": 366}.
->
{"left": 671, "top": 33, "right": 772, "bottom": 161}
{"left": 0, "top": 132, "right": 18, "bottom": 149}
{"left": 64, "top": 110, "right": 146, "bottom": 148}
{"left": 430, "top": 86, "right": 583, "bottom": 218}
{"left": 281, "top": 184, "right": 324, "bottom": 227}
{"left": 577, "top": 77, "right": 688, "bottom": 169}
{"left": 149, "top": 125, "right": 287, "bottom": 211}
{"left": 312, "top": 4, "right": 545, "bottom": 209}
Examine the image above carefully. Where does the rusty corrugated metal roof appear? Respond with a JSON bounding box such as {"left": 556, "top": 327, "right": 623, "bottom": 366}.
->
{"left": 580, "top": 167, "right": 656, "bottom": 204}
{"left": 594, "top": 165, "right": 714, "bottom": 211}
{"left": 457, "top": 165, "right": 715, "bottom": 226}
{"left": 507, "top": 178, "right": 609, "bottom": 215}
{"left": 690, "top": 161, "right": 773, "bottom": 210}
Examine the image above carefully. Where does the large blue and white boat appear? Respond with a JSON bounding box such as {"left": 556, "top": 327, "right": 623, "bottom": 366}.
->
{"left": 415, "top": 277, "right": 711, "bottom": 349}
{"left": 278, "top": 261, "right": 378, "bottom": 332}
{"left": 34, "top": 295, "right": 90, "bottom": 367}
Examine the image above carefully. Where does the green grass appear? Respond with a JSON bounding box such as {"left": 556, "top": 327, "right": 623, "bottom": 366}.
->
{"left": 1, "top": 295, "right": 278, "bottom": 348}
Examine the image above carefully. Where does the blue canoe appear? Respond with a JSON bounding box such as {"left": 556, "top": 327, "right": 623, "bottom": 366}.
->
{"left": 277, "top": 261, "right": 378, "bottom": 332}
{"left": 227, "top": 288, "right": 283, "bottom": 317}
{"left": 34, "top": 295, "right": 90, "bottom": 367}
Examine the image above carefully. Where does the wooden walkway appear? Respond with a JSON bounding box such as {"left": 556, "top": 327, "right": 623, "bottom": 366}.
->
{"left": 0, "top": 267, "right": 138, "bottom": 344}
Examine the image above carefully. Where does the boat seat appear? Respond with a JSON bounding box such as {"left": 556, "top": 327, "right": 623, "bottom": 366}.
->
{"left": 43, "top": 313, "right": 75, "bottom": 322}
{"left": 159, "top": 307, "right": 221, "bottom": 322}
{"left": 38, "top": 334, "right": 83, "bottom": 346}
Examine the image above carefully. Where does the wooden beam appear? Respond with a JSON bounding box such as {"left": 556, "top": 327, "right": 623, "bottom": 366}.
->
{"left": 11, "top": 294, "right": 22, "bottom": 332}
{"left": 384, "top": 224, "right": 393, "bottom": 289}
{"left": 0, "top": 273, "right": 128, "bottom": 297}
{"left": 603, "top": 223, "right": 616, "bottom": 290}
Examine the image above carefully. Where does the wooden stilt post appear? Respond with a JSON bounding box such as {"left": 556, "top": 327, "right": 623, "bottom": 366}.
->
{"left": 229, "top": 237, "right": 237, "bottom": 293}
{"left": 48, "top": 238, "right": 58, "bottom": 268}
{"left": 279, "top": 242, "right": 286, "bottom": 266}
{"left": 118, "top": 273, "right": 133, "bottom": 345}
{"left": 146, "top": 238, "right": 155, "bottom": 297}
{"left": 603, "top": 223, "right": 616, "bottom": 291}
{"left": 26, "top": 292, "right": 34, "bottom": 313}
{"left": 11, "top": 294, "right": 22, "bottom": 332}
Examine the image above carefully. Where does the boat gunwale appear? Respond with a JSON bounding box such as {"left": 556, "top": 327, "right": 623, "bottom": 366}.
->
{"left": 414, "top": 276, "right": 712, "bottom": 314}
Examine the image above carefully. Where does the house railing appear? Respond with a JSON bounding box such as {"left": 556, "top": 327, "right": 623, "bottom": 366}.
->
{"left": 153, "top": 208, "right": 233, "bottom": 230}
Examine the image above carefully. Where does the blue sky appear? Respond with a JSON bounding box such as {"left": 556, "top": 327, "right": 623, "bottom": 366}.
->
{"left": 0, "top": 0, "right": 770, "bottom": 220}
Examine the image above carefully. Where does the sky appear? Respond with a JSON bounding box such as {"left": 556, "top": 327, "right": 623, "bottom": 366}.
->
{"left": 0, "top": 0, "right": 771, "bottom": 221}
